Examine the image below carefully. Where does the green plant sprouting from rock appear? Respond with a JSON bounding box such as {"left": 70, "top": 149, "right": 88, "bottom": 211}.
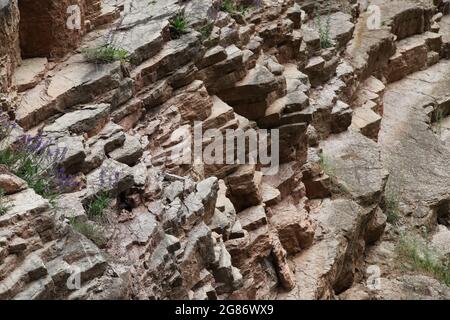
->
{"left": 397, "top": 233, "right": 450, "bottom": 286}
{"left": 318, "top": 152, "right": 349, "bottom": 195}
{"left": 432, "top": 107, "right": 445, "bottom": 136}
{"left": 86, "top": 190, "right": 112, "bottom": 219}
{"left": 196, "top": 21, "right": 215, "bottom": 41}
{"left": 318, "top": 152, "right": 335, "bottom": 177}
{"left": 70, "top": 218, "right": 107, "bottom": 247}
{"left": 82, "top": 45, "right": 130, "bottom": 64}
{"left": 385, "top": 186, "right": 401, "bottom": 225}
{"left": 220, "top": 0, "right": 254, "bottom": 16}
{"left": 0, "top": 114, "right": 79, "bottom": 202}
{"left": 169, "top": 9, "right": 189, "bottom": 39}
{"left": 0, "top": 189, "right": 11, "bottom": 216}
{"left": 315, "top": 3, "right": 333, "bottom": 49}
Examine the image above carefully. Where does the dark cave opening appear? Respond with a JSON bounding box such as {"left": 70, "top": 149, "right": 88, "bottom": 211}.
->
{"left": 18, "top": 0, "right": 53, "bottom": 58}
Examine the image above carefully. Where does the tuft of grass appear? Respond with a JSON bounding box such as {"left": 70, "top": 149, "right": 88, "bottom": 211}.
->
{"left": 220, "top": 0, "right": 252, "bottom": 16}
{"left": 220, "top": 0, "right": 237, "bottom": 13}
{"left": 432, "top": 108, "right": 445, "bottom": 136}
{"left": 318, "top": 152, "right": 349, "bottom": 194}
{"left": 86, "top": 191, "right": 112, "bottom": 218}
{"left": 82, "top": 45, "right": 129, "bottom": 64}
{"left": 318, "top": 152, "right": 335, "bottom": 177}
{"left": 169, "top": 10, "right": 189, "bottom": 39}
{"left": 314, "top": 2, "right": 333, "bottom": 49}
{"left": 196, "top": 21, "right": 215, "bottom": 41}
{"left": 0, "top": 113, "right": 15, "bottom": 141}
{"left": 385, "top": 188, "right": 401, "bottom": 225}
{"left": 0, "top": 189, "right": 11, "bottom": 216}
{"left": 70, "top": 219, "right": 107, "bottom": 247}
{"left": 397, "top": 233, "right": 450, "bottom": 286}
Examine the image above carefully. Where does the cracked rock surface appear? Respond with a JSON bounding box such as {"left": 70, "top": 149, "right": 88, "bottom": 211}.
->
{"left": 1, "top": 0, "right": 450, "bottom": 300}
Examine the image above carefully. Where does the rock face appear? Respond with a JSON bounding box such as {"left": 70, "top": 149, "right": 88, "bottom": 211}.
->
{"left": 0, "top": 0, "right": 20, "bottom": 93}
{"left": 1, "top": 0, "right": 450, "bottom": 301}
{"left": 18, "top": 0, "right": 101, "bottom": 59}
{"left": 0, "top": 188, "right": 124, "bottom": 299}
{"left": 279, "top": 199, "right": 374, "bottom": 299}
{"left": 107, "top": 176, "right": 245, "bottom": 299}
{"left": 379, "top": 60, "right": 450, "bottom": 226}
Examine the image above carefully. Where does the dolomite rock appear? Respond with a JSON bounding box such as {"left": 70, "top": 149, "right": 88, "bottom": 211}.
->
{"left": 278, "top": 123, "right": 308, "bottom": 164}
{"left": 238, "top": 205, "right": 268, "bottom": 232}
{"left": 351, "top": 106, "right": 382, "bottom": 141}
{"left": 210, "top": 209, "right": 233, "bottom": 235}
{"left": 269, "top": 201, "right": 314, "bottom": 255}
{"left": 108, "top": 134, "right": 143, "bottom": 166}
{"left": 225, "top": 165, "right": 262, "bottom": 211}
{"left": 212, "top": 239, "right": 243, "bottom": 294}
{"left": 270, "top": 235, "right": 294, "bottom": 291}
{"left": 347, "top": 26, "right": 395, "bottom": 80}
{"left": 0, "top": 188, "right": 49, "bottom": 219}
{"left": 262, "top": 161, "right": 303, "bottom": 200}
{"left": 304, "top": 174, "right": 331, "bottom": 199}
{"left": 83, "top": 122, "right": 126, "bottom": 172}
{"left": 85, "top": 159, "right": 134, "bottom": 200}
{"left": 440, "top": 15, "right": 450, "bottom": 57}
{"left": 196, "top": 177, "right": 220, "bottom": 224}
{"left": 196, "top": 46, "right": 227, "bottom": 69}
{"left": 279, "top": 199, "right": 375, "bottom": 300}
{"left": 2, "top": 0, "right": 450, "bottom": 302}
{"left": 385, "top": 34, "right": 428, "bottom": 83}
{"left": 364, "top": 207, "right": 387, "bottom": 245}
{"left": 17, "top": 55, "right": 121, "bottom": 129}
{"left": 19, "top": 0, "right": 98, "bottom": 59}
{"left": 260, "top": 183, "right": 281, "bottom": 206}
{"left": 54, "top": 192, "right": 87, "bottom": 222}
{"left": 0, "top": 187, "right": 123, "bottom": 300}
{"left": 42, "top": 134, "right": 87, "bottom": 173}
{"left": 44, "top": 104, "right": 111, "bottom": 135}
{"left": 372, "top": 275, "right": 450, "bottom": 300}
{"left": 197, "top": 44, "right": 246, "bottom": 94}
{"left": 384, "top": 1, "right": 434, "bottom": 40}
{"left": 330, "top": 100, "right": 352, "bottom": 133}
{"left": 226, "top": 224, "right": 277, "bottom": 299}
{"left": 0, "top": 169, "right": 27, "bottom": 195}
{"left": 431, "top": 225, "right": 450, "bottom": 259}
{"left": 218, "top": 64, "right": 283, "bottom": 120}
{"left": 203, "top": 96, "right": 235, "bottom": 130}
{"left": 0, "top": 0, "right": 20, "bottom": 93}
{"left": 13, "top": 58, "right": 47, "bottom": 92}
{"left": 320, "top": 130, "right": 388, "bottom": 206}
{"left": 131, "top": 32, "right": 202, "bottom": 86}
{"left": 380, "top": 60, "right": 450, "bottom": 225}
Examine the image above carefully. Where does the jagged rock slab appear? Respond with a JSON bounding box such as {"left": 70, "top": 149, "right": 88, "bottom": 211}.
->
{"left": 16, "top": 55, "right": 121, "bottom": 129}
{"left": 379, "top": 60, "right": 450, "bottom": 224}
{"left": 43, "top": 104, "right": 111, "bottom": 135}
{"left": 320, "top": 130, "right": 388, "bottom": 205}
{"left": 13, "top": 58, "right": 47, "bottom": 92}
{"left": 351, "top": 106, "right": 382, "bottom": 140}
{"left": 279, "top": 199, "right": 372, "bottom": 299}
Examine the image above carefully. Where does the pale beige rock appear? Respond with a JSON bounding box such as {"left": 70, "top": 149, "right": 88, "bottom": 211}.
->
{"left": 16, "top": 55, "right": 121, "bottom": 129}
{"left": 351, "top": 106, "right": 382, "bottom": 141}
{"left": 0, "top": 171, "right": 27, "bottom": 195}
{"left": 108, "top": 134, "right": 143, "bottom": 166}
{"left": 13, "top": 58, "right": 47, "bottom": 92}
{"left": 238, "top": 205, "right": 267, "bottom": 232}
{"left": 270, "top": 201, "right": 314, "bottom": 255}
{"left": 226, "top": 165, "right": 262, "bottom": 211}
